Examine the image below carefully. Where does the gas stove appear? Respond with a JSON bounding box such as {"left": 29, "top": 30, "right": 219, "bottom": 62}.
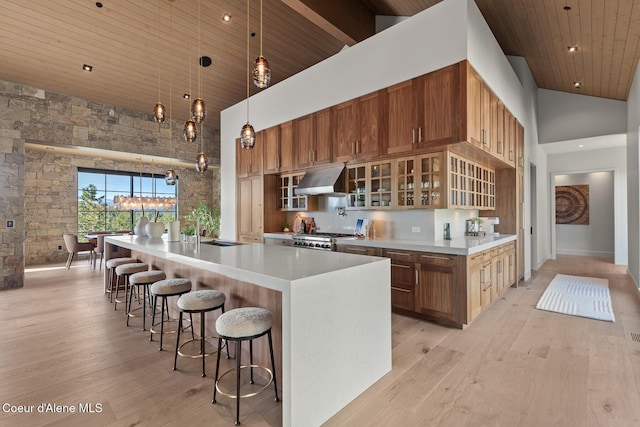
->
{"left": 292, "top": 232, "right": 353, "bottom": 251}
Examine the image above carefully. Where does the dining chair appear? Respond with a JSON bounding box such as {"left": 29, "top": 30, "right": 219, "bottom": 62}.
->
{"left": 94, "top": 234, "right": 105, "bottom": 270}
{"left": 63, "top": 233, "right": 95, "bottom": 270}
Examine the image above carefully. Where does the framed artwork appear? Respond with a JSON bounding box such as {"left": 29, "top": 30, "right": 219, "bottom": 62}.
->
{"left": 555, "top": 184, "right": 589, "bottom": 225}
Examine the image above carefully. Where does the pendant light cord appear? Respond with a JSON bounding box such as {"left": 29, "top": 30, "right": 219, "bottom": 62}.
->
{"left": 169, "top": 1, "right": 173, "bottom": 167}
{"left": 156, "top": 0, "right": 162, "bottom": 103}
{"left": 259, "top": 0, "right": 263, "bottom": 56}
{"left": 197, "top": 0, "right": 202, "bottom": 98}
{"left": 246, "top": 0, "right": 250, "bottom": 122}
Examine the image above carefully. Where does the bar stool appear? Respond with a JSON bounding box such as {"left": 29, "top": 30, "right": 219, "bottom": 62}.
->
{"left": 211, "top": 307, "right": 280, "bottom": 426}
{"left": 173, "top": 289, "right": 226, "bottom": 377}
{"left": 113, "top": 262, "right": 148, "bottom": 311}
{"left": 105, "top": 257, "right": 137, "bottom": 302}
{"left": 149, "top": 278, "right": 192, "bottom": 350}
{"left": 127, "top": 270, "right": 166, "bottom": 330}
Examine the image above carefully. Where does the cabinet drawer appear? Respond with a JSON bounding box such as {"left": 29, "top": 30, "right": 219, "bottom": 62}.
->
{"left": 481, "top": 249, "right": 492, "bottom": 262}
{"left": 416, "top": 252, "right": 457, "bottom": 266}
{"left": 390, "top": 261, "right": 415, "bottom": 287}
{"left": 383, "top": 249, "right": 416, "bottom": 262}
{"left": 391, "top": 285, "right": 415, "bottom": 311}
{"left": 337, "top": 245, "right": 381, "bottom": 256}
{"left": 468, "top": 251, "right": 484, "bottom": 267}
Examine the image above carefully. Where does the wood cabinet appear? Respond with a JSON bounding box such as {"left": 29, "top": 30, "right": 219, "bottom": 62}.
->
{"left": 295, "top": 108, "right": 332, "bottom": 169}
{"left": 395, "top": 153, "right": 443, "bottom": 209}
{"left": 278, "top": 173, "right": 318, "bottom": 211}
{"left": 334, "top": 91, "right": 382, "bottom": 162}
{"left": 415, "top": 252, "right": 463, "bottom": 325}
{"left": 336, "top": 245, "right": 381, "bottom": 257}
{"left": 384, "top": 249, "right": 416, "bottom": 312}
{"left": 345, "top": 160, "right": 393, "bottom": 210}
{"left": 448, "top": 152, "right": 495, "bottom": 210}
{"left": 237, "top": 176, "right": 263, "bottom": 243}
{"left": 263, "top": 123, "right": 294, "bottom": 174}
{"left": 236, "top": 137, "right": 263, "bottom": 178}
{"left": 386, "top": 64, "right": 460, "bottom": 155}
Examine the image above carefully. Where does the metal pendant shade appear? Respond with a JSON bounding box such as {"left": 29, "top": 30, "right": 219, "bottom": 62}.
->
{"left": 183, "top": 120, "right": 197, "bottom": 142}
{"left": 253, "top": 55, "right": 271, "bottom": 88}
{"left": 240, "top": 122, "right": 256, "bottom": 149}
{"left": 153, "top": 102, "right": 166, "bottom": 123}
{"left": 165, "top": 169, "right": 176, "bottom": 185}
{"left": 196, "top": 152, "right": 208, "bottom": 172}
{"left": 191, "top": 98, "right": 206, "bottom": 123}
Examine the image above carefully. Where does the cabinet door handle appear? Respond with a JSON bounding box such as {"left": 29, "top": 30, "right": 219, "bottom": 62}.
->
{"left": 386, "top": 251, "right": 412, "bottom": 257}
{"left": 312, "top": 150, "right": 316, "bottom": 162}
{"left": 420, "top": 254, "right": 452, "bottom": 261}
{"left": 356, "top": 140, "right": 361, "bottom": 154}
{"left": 509, "top": 149, "right": 514, "bottom": 161}
{"left": 391, "top": 263, "right": 411, "bottom": 269}
{"left": 412, "top": 128, "right": 416, "bottom": 144}
{"left": 480, "top": 269, "right": 485, "bottom": 283}
{"left": 276, "top": 157, "right": 280, "bottom": 168}
{"left": 308, "top": 150, "right": 312, "bottom": 163}
{"left": 418, "top": 127, "right": 422, "bottom": 143}
{"left": 497, "top": 141, "right": 503, "bottom": 154}
{"left": 391, "top": 286, "right": 411, "bottom": 293}
{"left": 351, "top": 141, "right": 356, "bottom": 154}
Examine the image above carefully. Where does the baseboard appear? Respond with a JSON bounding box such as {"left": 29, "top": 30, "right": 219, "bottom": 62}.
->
{"left": 556, "top": 249, "right": 614, "bottom": 258}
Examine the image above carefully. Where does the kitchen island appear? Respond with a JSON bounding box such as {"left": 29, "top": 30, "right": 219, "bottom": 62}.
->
{"left": 105, "top": 235, "right": 391, "bottom": 427}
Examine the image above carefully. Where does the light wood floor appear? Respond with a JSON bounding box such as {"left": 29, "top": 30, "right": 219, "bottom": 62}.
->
{"left": 2, "top": 255, "right": 640, "bottom": 426}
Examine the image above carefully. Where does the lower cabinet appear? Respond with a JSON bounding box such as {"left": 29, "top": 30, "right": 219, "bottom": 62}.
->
{"left": 339, "top": 241, "right": 516, "bottom": 327}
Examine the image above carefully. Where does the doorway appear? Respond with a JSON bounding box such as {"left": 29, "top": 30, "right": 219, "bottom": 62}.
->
{"left": 529, "top": 162, "right": 537, "bottom": 270}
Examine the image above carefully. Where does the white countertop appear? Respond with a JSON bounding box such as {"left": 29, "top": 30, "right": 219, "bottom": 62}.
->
{"left": 334, "top": 233, "right": 517, "bottom": 255}
{"left": 105, "top": 234, "right": 384, "bottom": 292}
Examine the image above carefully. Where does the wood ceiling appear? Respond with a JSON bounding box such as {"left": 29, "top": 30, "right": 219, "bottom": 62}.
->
{"left": 0, "top": 0, "right": 638, "bottom": 137}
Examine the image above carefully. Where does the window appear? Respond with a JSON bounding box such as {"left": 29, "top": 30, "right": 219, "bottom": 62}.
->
{"left": 77, "top": 168, "right": 177, "bottom": 239}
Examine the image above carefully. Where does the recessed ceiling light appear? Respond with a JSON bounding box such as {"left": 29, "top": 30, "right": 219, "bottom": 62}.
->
{"left": 82, "top": 64, "right": 93, "bottom": 72}
{"left": 222, "top": 13, "right": 231, "bottom": 22}
{"left": 573, "top": 81, "right": 582, "bottom": 88}
{"left": 199, "top": 56, "right": 212, "bottom": 68}
{"left": 563, "top": 5, "right": 571, "bottom": 11}
{"left": 578, "top": 144, "right": 584, "bottom": 148}
{"left": 95, "top": 2, "right": 103, "bottom": 8}
{"left": 567, "top": 45, "right": 578, "bottom": 52}
{"left": 183, "top": 93, "right": 190, "bottom": 99}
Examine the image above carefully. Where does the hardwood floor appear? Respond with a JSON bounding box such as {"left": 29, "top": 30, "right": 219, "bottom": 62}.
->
{"left": 2, "top": 255, "right": 640, "bottom": 426}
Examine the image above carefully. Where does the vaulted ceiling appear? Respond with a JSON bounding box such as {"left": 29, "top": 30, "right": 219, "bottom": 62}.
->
{"left": 1, "top": 0, "right": 638, "bottom": 137}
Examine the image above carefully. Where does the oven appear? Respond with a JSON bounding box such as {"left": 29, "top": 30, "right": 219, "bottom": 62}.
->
{"left": 291, "top": 232, "right": 352, "bottom": 251}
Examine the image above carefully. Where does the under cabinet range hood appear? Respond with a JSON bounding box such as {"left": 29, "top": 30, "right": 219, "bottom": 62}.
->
{"left": 294, "top": 164, "right": 346, "bottom": 196}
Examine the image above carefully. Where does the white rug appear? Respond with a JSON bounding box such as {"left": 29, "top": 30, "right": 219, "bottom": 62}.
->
{"left": 536, "top": 274, "right": 615, "bottom": 322}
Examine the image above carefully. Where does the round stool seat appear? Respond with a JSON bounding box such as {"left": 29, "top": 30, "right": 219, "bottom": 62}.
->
{"left": 115, "top": 262, "right": 148, "bottom": 276}
{"left": 178, "top": 290, "right": 226, "bottom": 313}
{"left": 130, "top": 270, "right": 166, "bottom": 285}
{"left": 151, "top": 278, "right": 192, "bottom": 296}
{"left": 106, "top": 257, "right": 137, "bottom": 269}
{"left": 216, "top": 307, "right": 272, "bottom": 339}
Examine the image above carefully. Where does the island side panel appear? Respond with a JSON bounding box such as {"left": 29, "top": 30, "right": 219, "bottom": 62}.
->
{"left": 131, "top": 249, "right": 283, "bottom": 390}
{"left": 287, "top": 258, "right": 392, "bottom": 427}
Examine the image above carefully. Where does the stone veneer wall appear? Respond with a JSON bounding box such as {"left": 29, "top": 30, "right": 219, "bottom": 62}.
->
{"left": 0, "top": 78, "right": 220, "bottom": 288}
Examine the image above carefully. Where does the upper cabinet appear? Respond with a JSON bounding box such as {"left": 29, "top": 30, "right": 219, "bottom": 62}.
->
{"left": 236, "top": 137, "right": 263, "bottom": 178}
{"left": 263, "top": 122, "right": 294, "bottom": 174}
{"left": 387, "top": 64, "right": 460, "bottom": 156}
{"left": 295, "top": 108, "right": 332, "bottom": 169}
{"left": 334, "top": 91, "right": 382, "bottom": 162}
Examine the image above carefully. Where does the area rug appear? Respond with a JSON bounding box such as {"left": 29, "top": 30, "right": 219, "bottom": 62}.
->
{"left": 536, "top": 274, "right": 615, "bottom": 322}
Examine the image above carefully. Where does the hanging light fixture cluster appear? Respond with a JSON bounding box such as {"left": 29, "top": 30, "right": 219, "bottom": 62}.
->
{"left": 240, "top": 0, "right": 256, "bottom": 149}
{"left": 253, "top": 0, "right": 270, "bottom": 88}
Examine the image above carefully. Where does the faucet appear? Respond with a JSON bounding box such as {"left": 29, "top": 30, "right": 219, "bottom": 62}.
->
{"left": 195, "top": 213, "right": 214, "bottom": 245}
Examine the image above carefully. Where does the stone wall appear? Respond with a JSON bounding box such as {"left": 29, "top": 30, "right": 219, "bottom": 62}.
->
{"left": 0, "top": 78, "right": 220, "bottom": 287}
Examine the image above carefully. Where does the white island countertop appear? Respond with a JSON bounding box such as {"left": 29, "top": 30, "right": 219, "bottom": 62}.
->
{"left": 335, "top": 233, "right": 517, "bottom": 255}
{"left": 105, "top": 234, "right": 391, "bottom": 427}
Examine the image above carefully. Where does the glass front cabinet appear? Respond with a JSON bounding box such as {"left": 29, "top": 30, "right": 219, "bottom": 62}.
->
{"left": 396, "top": 153, "right": 443, "bottom": 209}
{"left": 346, "top": 161, "right": 393, "bottom": 209}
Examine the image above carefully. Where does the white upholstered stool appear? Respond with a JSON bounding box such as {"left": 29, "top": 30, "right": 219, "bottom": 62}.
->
{"left": 127, "top": 270, "right": 166, "bottom": 330}
{"left": 173, "top": 289, "right": 226, "bottom": 377}
{"left": 105, "top": 257, "right": 137, "bottom": 302}
{"left": 113, "top": 262, "right": 148, "bottom": 311}
{"left": 149, "top": 278, "right": 192, "bottom": 350}
{"left": 211, "top": 307, "right": 280, "bottom": 426}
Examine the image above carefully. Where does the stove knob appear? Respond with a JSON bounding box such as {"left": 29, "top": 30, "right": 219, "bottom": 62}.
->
{"left": 315, "top": 243, "right": 321, "bottom": 248}
{"left": 323, "top": 244, "right": 331, "bottom": 249}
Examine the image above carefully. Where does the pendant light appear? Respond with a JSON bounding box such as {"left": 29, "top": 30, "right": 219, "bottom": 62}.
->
{"left": 253, "top": 0, "right": 271, "bottom": 88}
{"left": 196, "top": 123, "right": 209, "bottom": 172}
{"left": 191, "top": 0, "right": 206, "bottom": 123}
{"left": 165, "top": 1, "right": 176, "bottom": 186}
{"left": 240, "top": 0, "right": 256, "bottom": 149}
{"left": 152, "top": 0, "right": 166, "bottom": 123}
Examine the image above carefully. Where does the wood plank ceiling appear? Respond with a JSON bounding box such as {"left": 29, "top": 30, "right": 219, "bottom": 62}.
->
{"left": 0, "top": 0, "right": 638, "bottom": 140}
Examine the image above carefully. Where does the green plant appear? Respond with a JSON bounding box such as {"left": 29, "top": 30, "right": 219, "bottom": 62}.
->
{"left": 282, "top": 222, "right": 290, "bottom": 230}
{"left": 181, "top": 225, "right": 196, "bottom": 236}
{"left": 184, "top": 201, "right": 220, "bottom": 236}
{"left": 470, "top": 217, "right": 483, "bottom": 224}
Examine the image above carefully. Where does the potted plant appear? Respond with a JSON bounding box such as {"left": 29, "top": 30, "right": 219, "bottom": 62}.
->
{"left": 181, "top": 224, "right": 196, "bottom": 243}
{"left": 282, "top": 222, "right": 290, "bottom": 232}
{"left": 467, "top": 217, "right": 483, "bottom": 233}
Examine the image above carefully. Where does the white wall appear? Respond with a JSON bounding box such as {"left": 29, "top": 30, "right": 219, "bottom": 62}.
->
{"left": 626, "top": 61, "right": 640, "bottom": 285}
{"left": 547, "top": 145, "right": 627, "bottom": 265}
{"left": 554, "top": 172, "right": 615, "bottom": 258}
{"left": 538, "top": 89, "right": 628, "bottom": 144}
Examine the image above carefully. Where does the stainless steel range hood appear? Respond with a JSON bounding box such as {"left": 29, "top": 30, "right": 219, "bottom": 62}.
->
{"left": 294, "top": 164, "right": 346, "bottom": 196}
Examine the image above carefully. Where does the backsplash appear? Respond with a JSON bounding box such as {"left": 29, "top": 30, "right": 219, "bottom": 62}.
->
{"left": 285, "top": 196, "right": 479, "bottom": 241}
